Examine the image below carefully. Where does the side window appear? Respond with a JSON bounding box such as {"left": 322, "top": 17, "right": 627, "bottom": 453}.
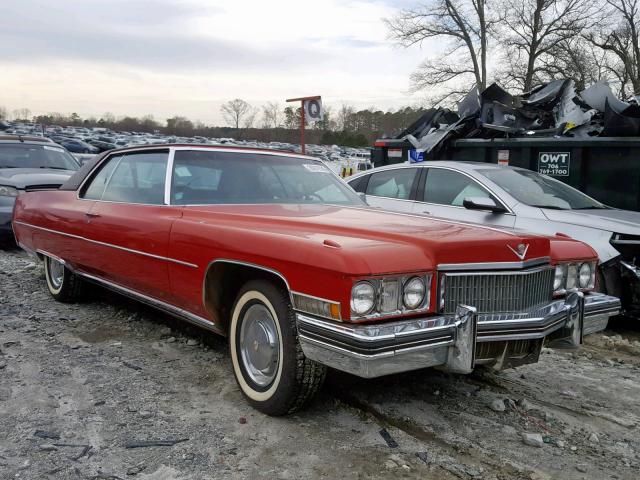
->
{"left": 348, "top": 174, "right": 370, "bottom": 193}
{"left": 171, "top": 150, "right": 223, "bottom": 205}
{"left": 82, "top": 156, "right": 121, "bottom": 200}
{"left": 365, "top": 169, "right": 417, "bottom": 200}
{"left": 422, "top": 168, "right": 492, "bottom": 206}
{"left": 101, "top": 151, "right": 168, "bottom": 204}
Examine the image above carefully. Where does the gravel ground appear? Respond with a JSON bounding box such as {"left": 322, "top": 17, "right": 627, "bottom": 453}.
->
{"left": 1, "top": 248, "right": 639, "bottom": 480}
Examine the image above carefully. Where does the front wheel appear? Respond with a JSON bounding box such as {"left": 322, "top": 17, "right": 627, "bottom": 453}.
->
{"left": 44, "top": 255, "right": 85, "bottom": 302}
{"left": 229, "top": 279, "right": 326, "bottom": 416}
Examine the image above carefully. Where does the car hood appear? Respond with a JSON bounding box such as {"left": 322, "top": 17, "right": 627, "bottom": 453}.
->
{"left": 542, "top": 208, "right": 640, "bottom": 235}
{"left": 0, "top": 168, "right": 75, "bottom": 189}
{"left": 182, "top": 204, "right": 595, "bottom": 275}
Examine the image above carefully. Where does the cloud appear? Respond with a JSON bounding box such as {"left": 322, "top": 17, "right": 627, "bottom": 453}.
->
{"left": 0, "top": 0, "right": 326, "bottom": 72}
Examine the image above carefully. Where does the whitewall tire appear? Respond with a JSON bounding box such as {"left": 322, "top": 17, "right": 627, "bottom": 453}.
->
{"left": 229, "top": 279, "right": 326, "bottom": 416}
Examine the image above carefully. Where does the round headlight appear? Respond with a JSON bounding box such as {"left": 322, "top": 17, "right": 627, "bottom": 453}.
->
{"left": 403, "top": 276, "right": 426, "bottom": 309}
{"left": 351, "top": 281, "right": 375, "bottom": 315}
{"left": 553, "top": 264, "right": 566, "bottom": 291}
{"left": 578, "top": 262, "right": 592, "bottom": 288}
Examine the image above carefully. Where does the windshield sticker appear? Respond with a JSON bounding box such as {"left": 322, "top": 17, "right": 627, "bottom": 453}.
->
{"left": 43, "top": 145, "right": 65, "bottom": 153}
{"left": 174, "top": 166, "right": 192, "bottom": 177}
{"left": 303, "top": 163, "right": 329, "bottom": 173}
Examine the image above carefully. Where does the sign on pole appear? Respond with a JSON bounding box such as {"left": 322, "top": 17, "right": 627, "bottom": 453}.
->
{"left": 286, "top": 95, "right": 321, "bottom": 154}
{"left": 304, "top": 98, "right": 323, "bottom": 123}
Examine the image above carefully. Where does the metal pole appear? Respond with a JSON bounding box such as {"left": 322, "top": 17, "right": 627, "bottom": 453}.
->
{"left": 286, "top": 95, "right": 320, "bottom": 156}
{"left": 300, "top": 101, "right": 305, "bottom": 154}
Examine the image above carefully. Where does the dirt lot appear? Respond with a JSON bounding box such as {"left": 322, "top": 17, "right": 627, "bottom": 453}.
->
{"left": 1, "top": 248, "right": 639, "bottom": 480}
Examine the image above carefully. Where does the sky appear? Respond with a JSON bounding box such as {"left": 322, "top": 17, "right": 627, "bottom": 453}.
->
{"left": 0, "top": 0, "right": 438, "bottom": 126}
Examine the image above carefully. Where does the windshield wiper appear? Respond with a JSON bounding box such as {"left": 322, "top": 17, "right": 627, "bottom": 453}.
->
{"left": 573, "top": 205, "right": 608, "bottom": 210}
{"left": 39, "top": 166, "right": 71, "bottom": 170}
{"left": 0, "top": 165, "right": 17, "bottom": 168}
{"left": 529, "top": 204, "right": 568, "bottom": 210}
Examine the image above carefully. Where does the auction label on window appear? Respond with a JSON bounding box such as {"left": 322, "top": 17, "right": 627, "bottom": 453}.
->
{"left": 538, "top": 152, "right": 570, "bottom": 176}
{"left": 388, "top": 148, "right": 403, "bottom": 158}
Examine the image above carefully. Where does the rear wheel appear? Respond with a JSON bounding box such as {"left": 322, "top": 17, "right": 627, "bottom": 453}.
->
{"left": 229, "top": 279, "right": 326, "bottom": 416}
{"left": 44, "top": 256, "right": 85, "bottom": 302}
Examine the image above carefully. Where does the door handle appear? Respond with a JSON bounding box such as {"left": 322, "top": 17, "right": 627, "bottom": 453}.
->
{"left": 421, "top": 210, "right": 431, "bottom": 215}
{"left": 85, "top": 212, "right": 101, "bottom": 218}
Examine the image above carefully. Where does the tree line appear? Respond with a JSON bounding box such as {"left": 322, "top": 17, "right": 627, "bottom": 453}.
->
{"left": 384, "top": 0, "right": 640, "bottom": 103}
{"left": 0, "top": 103, "right": 427, "bottom": 147}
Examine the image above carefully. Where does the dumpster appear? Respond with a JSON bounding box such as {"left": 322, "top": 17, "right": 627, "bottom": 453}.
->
{"left": 372, "top": 137, "right": 640, "bottom": 211}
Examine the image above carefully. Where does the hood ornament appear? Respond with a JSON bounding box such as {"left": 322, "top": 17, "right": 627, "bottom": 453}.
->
{"left": 508, "top": 243, "right": 529, "bottom": 260}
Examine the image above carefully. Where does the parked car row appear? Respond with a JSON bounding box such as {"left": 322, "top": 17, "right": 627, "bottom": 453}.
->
{"left": 0, "top": 120, "right": 371, "bottom": 162}
{"left": 10, "top": 144, "right": 621, "bottom": 415}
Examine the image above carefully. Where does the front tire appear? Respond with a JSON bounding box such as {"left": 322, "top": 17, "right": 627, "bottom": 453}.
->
{"left": 229, "top": 279, "right": 326, "bottom": 416}
{"left": 44, "top": 256, "right": 85, "bottom": 302}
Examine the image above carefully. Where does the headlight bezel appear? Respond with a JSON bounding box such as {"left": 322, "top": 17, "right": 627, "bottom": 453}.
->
{"left": 553, "top": 260, "right": 597, "bottom": 294}
{"left": 350, "top": 281, "right": 376, "bottom": 316}
{"left": 350, "top": 273, "right": 433, "bottom": 320}
{"left": 0, "top": 185, "right": 19, "bottom": 197}
{"left": 403, "top": 276, "right": 426, "bottom": 310}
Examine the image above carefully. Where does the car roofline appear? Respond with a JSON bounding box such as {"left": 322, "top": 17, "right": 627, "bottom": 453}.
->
{"left": 103, "top": 143, "right": 321, "bottom": 161}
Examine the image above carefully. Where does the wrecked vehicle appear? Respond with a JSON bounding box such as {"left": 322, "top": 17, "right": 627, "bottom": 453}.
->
{"left": 347, "top": 161, "right": 640, "bottom": 317}
{"left": 12, "top": 145, "right": 620, "bottom": 415}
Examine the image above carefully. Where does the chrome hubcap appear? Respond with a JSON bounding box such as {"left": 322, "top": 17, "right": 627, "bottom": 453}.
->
{"left": 48, "top": 258, "right": 64, "bottom": 289}
{"left": 239, "top": 304, "right": 280, "bottom": 387}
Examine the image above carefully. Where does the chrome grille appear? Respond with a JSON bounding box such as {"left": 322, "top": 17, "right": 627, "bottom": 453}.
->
{"left": 441, "top": 267, "right": 554, "bottom": 314}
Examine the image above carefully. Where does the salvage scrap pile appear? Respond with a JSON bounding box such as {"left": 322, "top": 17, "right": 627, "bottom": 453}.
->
{"left": 399, "top": 80, "right": 640, "bottom": 155}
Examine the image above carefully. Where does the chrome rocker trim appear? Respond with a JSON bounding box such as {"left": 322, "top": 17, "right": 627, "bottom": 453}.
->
{"left": 297, "top": 292, "right": 620, "bottom": 379}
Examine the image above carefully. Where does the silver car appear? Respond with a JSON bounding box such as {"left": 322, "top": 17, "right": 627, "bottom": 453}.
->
{"left": 347, "top": 161, "right": 640, "bottom": 317}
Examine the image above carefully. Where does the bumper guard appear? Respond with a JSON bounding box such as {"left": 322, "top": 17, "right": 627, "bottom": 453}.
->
{"left": 296, "top": 291, "right": 620, "bottom": 378}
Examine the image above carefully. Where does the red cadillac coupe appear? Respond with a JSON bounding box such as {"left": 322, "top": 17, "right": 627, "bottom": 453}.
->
{"left": 12, "top": 145, "right": 620, "bottom": 415}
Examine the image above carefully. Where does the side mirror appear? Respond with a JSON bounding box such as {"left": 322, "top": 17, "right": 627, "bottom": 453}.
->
{"left": 463, "top": 197, "right": 507, "bottom": 214}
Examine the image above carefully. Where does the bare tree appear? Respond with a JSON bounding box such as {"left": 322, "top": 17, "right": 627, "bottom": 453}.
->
{"left": 337, "top": 104, "right": 355, "bottom": 131}
{"left": 261, "top": 102, "right": 283, "bottom": 129}
{"left": 585, "top": 0, "right": 640, "bottom": 96}
{"left": 384, "top": 0, "right": 493, "bottom": 103}
{"left": 220, "top": 99, "right": 251, "bottom": 129}
{"left": 497, "top": 0, "right": 596, "bottom": 91}
{"left": 0, "top": 106, "right": 7, "bottom": 120}
{"left": 536, "top": 38, "right": 610, "bottom": 90}
{"left": 243, "top": 107, "right": 259, "bottom": 129}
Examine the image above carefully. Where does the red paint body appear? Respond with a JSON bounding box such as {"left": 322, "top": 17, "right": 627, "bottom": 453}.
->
{"left": 12, "top": 185, "right": 597, "bottom": 326}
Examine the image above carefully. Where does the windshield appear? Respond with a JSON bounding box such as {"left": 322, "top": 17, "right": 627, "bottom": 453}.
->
{"left": 0, "top": 144, "right": 79, "bottom": 171}
{"left": 171, "top": 150, "right": 364, "bottom": 206}
{"left": 479, "top": 167, "right": 604, "bottom": 210}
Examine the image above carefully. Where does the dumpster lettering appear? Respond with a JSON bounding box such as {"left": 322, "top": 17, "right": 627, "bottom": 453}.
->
{"left": 538, "top": 152, "right": 570, "bottom": 176}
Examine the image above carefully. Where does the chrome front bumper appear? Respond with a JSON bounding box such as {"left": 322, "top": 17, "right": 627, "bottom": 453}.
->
{"left": 296, "top": 292, "right": 620, "bottom": 378}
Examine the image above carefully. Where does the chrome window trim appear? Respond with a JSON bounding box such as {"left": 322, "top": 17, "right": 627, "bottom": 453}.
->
{"left": 364, "top": 194, "right": 418, "bottom": 205}
{"left": 421, "top": 166, "right": 513, "bottom": 214}
{"left": 167, "top": 146, "right": 358, "bottom": 207}
{"left": 76, "top": 148, "right": 171, "bottom": 206}
{"left": 437, "top": 257, "right": 551, "bottom": 271}
{"left": 14, "top": 221, "right": 198, "bottom": 269}
{"left": 351, "top": 164, "right": 513, "bottom": 215}
{"left": 164, "top": 148, "right": 176, "bottom": 205}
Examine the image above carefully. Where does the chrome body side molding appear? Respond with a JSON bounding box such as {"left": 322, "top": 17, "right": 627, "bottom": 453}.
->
{"left": 76, "top": 270, "right": 225, "bottom": 336}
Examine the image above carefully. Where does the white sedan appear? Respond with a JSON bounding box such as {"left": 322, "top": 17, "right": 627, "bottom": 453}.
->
{"left": 347, "top": 161, "right": 640, "bottom": 317}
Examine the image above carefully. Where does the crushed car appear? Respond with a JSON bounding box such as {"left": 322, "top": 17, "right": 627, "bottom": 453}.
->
{"left": 13, "top": 145, "right": 620, "bottom": 415}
